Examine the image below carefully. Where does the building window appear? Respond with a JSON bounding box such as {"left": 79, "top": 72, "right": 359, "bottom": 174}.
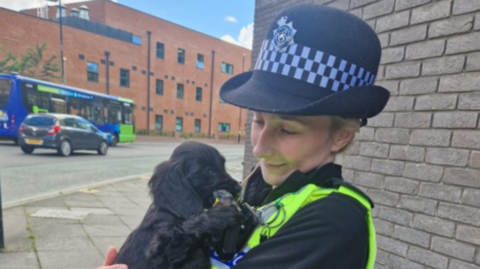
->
{"left": 195, "top": 119, "right": 201, "bottom": 133}
{"left": 87, "top": 62, "right": 98, "bottom": 82}
{"left": 176, "top": 83, "right": 184, "bottom": 99}
{"left": 176, "top": 117, "right": 183, "bottom": 132}
{"left": 195, "top": 87, "right": 202, "bottom": 102}
{"left": 156, "top": 42, "right": 164, "bottom": 59}
{"left": 120, "top": 69, "right": 130, "bottom": 88}
{"left": 132, "top": 35, "right": 142, "bottom": 45}
{"left": 221, "top": 62, "right": 234, "bottom": 74}
{"left": 155, "top": 115, "right": 163, "bottom": 131}
{"left": 218, "top": 122, "right": 230, "bottom": 133}
{"left": 178, "top": 48, "right": 185, "bottom": 64}
{"left": 156, "top": 79, "right": 164, "bottom": 95}
{"left": 197, "top": 54, "right": 204, "bottom": 69}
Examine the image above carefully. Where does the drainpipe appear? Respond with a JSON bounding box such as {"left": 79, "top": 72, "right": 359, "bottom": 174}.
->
{"left": 147, "top": 31, "right": 152, "bottom": 133}
{"left": 208, "top": 50, "right": 215, "bottom": 138}
{"left": 105, "top": 51, "right": 110, "bottom": 95}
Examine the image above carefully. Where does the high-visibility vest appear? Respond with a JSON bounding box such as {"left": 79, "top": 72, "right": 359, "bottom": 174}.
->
{"left": 211, "top": 183, "right": 377, "bottom": 269}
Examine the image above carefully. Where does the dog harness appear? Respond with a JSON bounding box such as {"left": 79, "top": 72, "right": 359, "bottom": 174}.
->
{"left": 210, "top": 183, "right": 376, "bottom": 269}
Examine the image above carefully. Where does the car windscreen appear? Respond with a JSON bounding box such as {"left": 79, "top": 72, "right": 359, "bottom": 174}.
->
{"left": 23, "top": 116, "right": 55, "bottom": 127}
{"left": 0, "top": 79, "right": 12, "bottom": 107}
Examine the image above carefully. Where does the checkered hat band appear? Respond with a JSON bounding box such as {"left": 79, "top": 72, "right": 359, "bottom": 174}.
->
{"left": 254, "top": 40, "right": 376, "bottom": 92}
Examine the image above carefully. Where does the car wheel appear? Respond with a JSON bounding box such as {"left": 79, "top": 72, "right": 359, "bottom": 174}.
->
{"left": 21, "top": 146, "right": 34, "bottom": 154}
{"left": 13, "top": 138, "right": 18, "bottom": 145}
{"left": 97, "top": 140, "right": 108, "bottom": 155}
{"left": 110, "top": 134, "right": 118, "bottom": 147}
{"left": 58, "top": 140, "right": 72, "bottom": 157}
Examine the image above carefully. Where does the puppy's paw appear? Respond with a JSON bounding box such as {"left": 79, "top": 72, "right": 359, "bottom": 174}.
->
{"left": 208, "top": 203, "right": 242, "bottom": 229}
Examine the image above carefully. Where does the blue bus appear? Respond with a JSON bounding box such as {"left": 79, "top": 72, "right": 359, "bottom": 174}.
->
{"left": 0, "top": 73, "right": 135, "bottom": 146}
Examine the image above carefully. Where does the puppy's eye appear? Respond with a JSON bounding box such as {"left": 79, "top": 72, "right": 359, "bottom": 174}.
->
{"left": 206, "top": 168, "right": 214, "bottom": 175}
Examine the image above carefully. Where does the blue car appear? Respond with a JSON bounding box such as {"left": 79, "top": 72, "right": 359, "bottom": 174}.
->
{"left": 18, "top": 113, "right": 110, "bottom": 156}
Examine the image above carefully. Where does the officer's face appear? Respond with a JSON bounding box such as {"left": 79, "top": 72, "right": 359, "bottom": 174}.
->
{"left": 251, "top": 112, "right": 348, "bottom": 188}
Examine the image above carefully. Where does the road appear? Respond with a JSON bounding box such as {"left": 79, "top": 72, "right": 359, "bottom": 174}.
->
{"left": 0, "top": 140, "right": 245, "bottom": 208}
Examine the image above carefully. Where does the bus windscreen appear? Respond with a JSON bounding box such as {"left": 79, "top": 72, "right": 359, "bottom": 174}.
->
{"left": 0, "top": 79, "right": 11, "bottom": 107}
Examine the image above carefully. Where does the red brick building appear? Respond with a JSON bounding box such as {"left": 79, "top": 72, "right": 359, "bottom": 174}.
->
{"left": 0, "top": 0, "right": 251, "bottom": 138}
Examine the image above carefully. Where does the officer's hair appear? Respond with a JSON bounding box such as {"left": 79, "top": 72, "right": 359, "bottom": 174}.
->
{"left": 329, "top": 116, "right": 360, "bottom": 154}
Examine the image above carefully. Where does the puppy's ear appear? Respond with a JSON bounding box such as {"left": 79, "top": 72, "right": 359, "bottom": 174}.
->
{"left": 149, "top": 162, "right": 203, "bottom": 219}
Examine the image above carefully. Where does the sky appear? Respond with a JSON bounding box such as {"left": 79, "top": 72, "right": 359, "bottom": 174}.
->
{"left": 0, "top": 0, "right": 255, "bottom": 49}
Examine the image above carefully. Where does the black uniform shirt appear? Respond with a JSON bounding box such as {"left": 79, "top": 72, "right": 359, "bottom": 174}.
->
{"left": 233, "top": 163, "right": 371, "bottom": 269}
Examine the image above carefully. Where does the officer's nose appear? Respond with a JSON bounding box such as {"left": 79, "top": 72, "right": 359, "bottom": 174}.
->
{"left": 252, "top": 126, "right": 275, "bottom": 158}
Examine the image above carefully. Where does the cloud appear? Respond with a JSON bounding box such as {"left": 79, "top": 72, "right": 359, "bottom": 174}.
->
{"left": 0, "top": 0, "right": 118, "bottom": 11}
{"left": 224, "top": 16, "right": 237, "bottom": 23}
{"left": 221, "top": 22, "right": 253, "bottom": 50}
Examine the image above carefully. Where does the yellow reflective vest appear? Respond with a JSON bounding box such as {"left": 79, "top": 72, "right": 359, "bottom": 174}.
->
{"left": 210, "top": 183, "right": 376, "bottom": 269}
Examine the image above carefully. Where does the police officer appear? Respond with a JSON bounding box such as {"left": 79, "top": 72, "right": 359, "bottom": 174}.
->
{"left": 99, "top": 3, "right": 389, "bottom": 269}
{"left": 210, "top": 3, "right": 389, "bottom": 269}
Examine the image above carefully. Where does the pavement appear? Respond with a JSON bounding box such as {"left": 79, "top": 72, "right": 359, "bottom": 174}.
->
{"left": 0, "top": 160, "right": 244, "bottom": 269}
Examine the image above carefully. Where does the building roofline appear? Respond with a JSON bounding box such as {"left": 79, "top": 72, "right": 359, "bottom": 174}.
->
{"left": 102, "top": 0, "right": 251, "bottom": 51}
{"left": 51, "top": 0, "right": 251, "bottom": 51}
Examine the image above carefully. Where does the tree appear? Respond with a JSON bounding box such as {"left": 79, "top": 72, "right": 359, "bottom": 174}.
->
{"left": 0, "top": 43, "right": 61, "bottom": 81}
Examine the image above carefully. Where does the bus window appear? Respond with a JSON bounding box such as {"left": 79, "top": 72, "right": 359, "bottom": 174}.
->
{"left": 51, "top": 95, "right": 67, "bottom": 113}
{"left": 107, "top": 101, "right": 122, "bottom": 124}
{"left": 24, "top": 88, "right": 39, "bottom": 113}
{"left": 68, "top": 98, "right": 81, "bottom": 116}
{"left": 123, "top": 103, "right": 133, "bottom": 125}
{"left": 39, "top": 92, "right": 50, "bottom": 111}
{"left": 0, "top": 79, "right": 11, "bottom": 107}
{"left": 94, "top": 105, "right": 104, "bottom": 125}
{"left": 79, "top": 100, "right": 94, "bottom": 121}
{"left": 21, "top": 84, "right": 50, "bottom": 113}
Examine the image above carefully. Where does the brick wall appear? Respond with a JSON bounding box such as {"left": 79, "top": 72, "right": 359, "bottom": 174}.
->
{"left": 246, "top": 0, "right": 480, "bottom": 268}
{"left": 1, "top": 2, "right": 250, "bottom": 137}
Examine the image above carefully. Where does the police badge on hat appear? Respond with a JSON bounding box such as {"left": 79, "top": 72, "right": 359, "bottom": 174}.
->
{"left": 273, "top": 16, "right": 297, "bottom": 52}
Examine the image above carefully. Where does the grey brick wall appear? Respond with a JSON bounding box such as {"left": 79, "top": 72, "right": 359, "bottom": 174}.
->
{"left": 247, "top": 1, "right": 480, "bottom": 268}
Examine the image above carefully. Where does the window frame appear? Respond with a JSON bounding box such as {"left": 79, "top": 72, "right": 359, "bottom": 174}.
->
{"left": 197, "top": 53, "right": 204, "bottom": 69}
{"left": 221, "top": 62, "right": 234, "bottom": 74}
{"left": 87, "top": 62, "right": 99, "bottom": 83}
{"left": 155, "top": 115, "right": 163, "bottom": 131}
{"left": 177, "top": 48, "right": 185, "bottom": 65}
{"left": 156, "top": 79, "right": 164, "bottom": 96}
{"left": 194, "top": 119, "right": 201, "bottom": 133}
{"left": 176, "top": 117, "right": 183, "bottom": 132}
{"left": 195, "top": 87, "right": 202, "bottom": 102}
{"left": 156, "top": 42, "right": 164, "bottom": 59}
{"left": 176, "top": 83, "right": 184, "bottom": 99}
{"left": 218, "top": 122, "right": 231, "bottom": 133}
{"left": 120, "top": 68, "right": 130, "bottom": 88}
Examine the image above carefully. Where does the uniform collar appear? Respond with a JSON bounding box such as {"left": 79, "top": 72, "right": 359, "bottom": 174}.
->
{"left": 261, "top": 162, "right": 342, "bottom": 205}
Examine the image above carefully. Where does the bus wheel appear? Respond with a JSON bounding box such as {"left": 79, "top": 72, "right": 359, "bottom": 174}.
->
{"left": 21, "top": 146, "right": 34, "bottom": 154}
{"left": 13, "top": 138, "right": 18, "bottom": 145}
{"left": 58, "top": 140, "right": 72, "bottom": 157}
{"left": 111, "top": 134, "right": 118, "bottom": 147}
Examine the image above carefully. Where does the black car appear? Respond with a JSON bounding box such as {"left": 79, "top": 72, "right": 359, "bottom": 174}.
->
{"left": 18, "top": 113, "right": 109, "bottom": 156}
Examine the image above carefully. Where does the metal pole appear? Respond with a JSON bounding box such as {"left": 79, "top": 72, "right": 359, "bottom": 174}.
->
{"left": 59, "top": 0, "right": 65, "bottom": 85}
{"left": 237, "top": 54, "right": 245, "bottom": 144}
{"left": 146, "top": 31, "right": 152, "bottom": 134}
{"left": 0, "top": 170, "right": 5, "bottom": 249}
{"left": 208, "top": 50, "right": 215, "bottom": 138}
{"left": 105, "top": 51, "right": 110, "bottom": 95}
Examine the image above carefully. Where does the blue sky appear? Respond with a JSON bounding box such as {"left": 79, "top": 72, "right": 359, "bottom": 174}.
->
{"left": 0, "top": 0, "right": 255, "bottom": 49}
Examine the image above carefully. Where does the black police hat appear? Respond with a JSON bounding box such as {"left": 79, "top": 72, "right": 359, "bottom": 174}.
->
{"left": 220, "top": 4, "right": 390, "bottom": 121}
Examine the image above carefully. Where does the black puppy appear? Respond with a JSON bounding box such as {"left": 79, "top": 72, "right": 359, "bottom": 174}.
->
{"left": 114, "top": 141, "right": 241, "bottom": 269}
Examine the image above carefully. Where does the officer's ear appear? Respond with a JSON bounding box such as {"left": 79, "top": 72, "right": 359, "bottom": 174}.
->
{"left": 330, "top": 118, "right": 359, "bottom": 153}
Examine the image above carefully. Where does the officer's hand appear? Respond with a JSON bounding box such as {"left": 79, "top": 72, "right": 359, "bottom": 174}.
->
{"left": 96, "top": 246, "right": 128, "bottom": 269}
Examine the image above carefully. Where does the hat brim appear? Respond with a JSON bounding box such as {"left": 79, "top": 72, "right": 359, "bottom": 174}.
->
{"left": 220, "top": 71, "right": 390, "bottom": 118}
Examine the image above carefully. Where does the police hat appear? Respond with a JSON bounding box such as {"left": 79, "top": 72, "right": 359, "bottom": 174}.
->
{"left": 220, "top": 4, "right": 390, "bottom": 121}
